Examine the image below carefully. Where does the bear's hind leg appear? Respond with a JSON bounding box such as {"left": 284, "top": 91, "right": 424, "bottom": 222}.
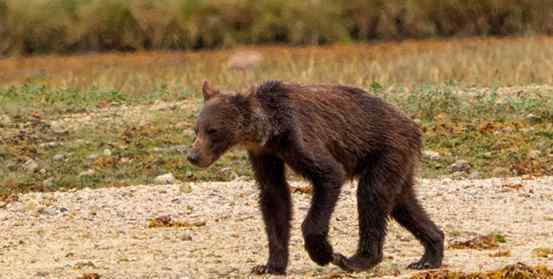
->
{"left": 332, "top": 156, "right": 404, "bottom": 272}
{"left": 392, "top": 184, "right": 444, "bottom": 270}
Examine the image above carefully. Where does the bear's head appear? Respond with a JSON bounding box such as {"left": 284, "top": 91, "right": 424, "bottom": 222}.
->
{"left": 187, "top": 81, "right": 268, "bottom": 168}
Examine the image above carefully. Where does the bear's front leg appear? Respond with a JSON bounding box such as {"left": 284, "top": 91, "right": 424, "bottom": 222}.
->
{"left": 249, "top": 153, "right": 292, "bottom": 275}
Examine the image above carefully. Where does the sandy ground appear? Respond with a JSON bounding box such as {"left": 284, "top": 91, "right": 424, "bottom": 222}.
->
{"left": 1, "top": 176, "right": 553, "bottom": 279}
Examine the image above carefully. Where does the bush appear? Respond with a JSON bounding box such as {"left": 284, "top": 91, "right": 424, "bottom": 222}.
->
{"left": 0, "top": 0, "right": 552, "bottom": 55}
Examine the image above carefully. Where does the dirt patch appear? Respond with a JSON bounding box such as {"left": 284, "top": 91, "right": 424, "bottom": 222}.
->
{"left": 1, "top": 176, "right": 553, "bottom": 278}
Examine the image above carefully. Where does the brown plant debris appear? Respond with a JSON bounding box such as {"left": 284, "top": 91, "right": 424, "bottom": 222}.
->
{"left": 499, "top": 183, "right": 525, "bottom": 192}
{"left": 533, "top": 247, "right": 553, "bottom": 258}
{"left": 448, "top": 233, "right": 506, "bottom": 250}
{"left": 76, "top": 273, "right": 101, "bottom": 279}
{"left": 291, "top": 186, "right": 313, "bottom": 194}
{"left": 147, "top": 215, "right": 206, "bottom": 228}
{"left": 489, "top": 250, "right": 512, "bottom": 257}
{"left": 410, "top": 263, "right": 553, "bottom": 279}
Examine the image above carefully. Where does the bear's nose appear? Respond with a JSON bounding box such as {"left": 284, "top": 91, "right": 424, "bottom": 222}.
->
{"left": 187, "top": 151, "right": 200, "bottom": 165}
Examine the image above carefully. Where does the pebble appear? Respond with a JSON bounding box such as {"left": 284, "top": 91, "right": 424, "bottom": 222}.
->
{"left": 181, "top": 232, "right": 193, "bottom": 241}
{"left": 468, "top": 171, "right": 481, "bottom": 179}
{"left": 103, "top": 149, "right": 112, "bottom": 156}
{"left": 451, "top": 171, "right": 466, "bottom": 179}
{"left": 42, "top": 178, "right": 54, "bottom": 188}
{"left": 86, "top": 154, "right": 98, "bottom": 161}
{"left": 528, "top": 149, "right": 542, "bottom": 159}
{"left": 0, "top": 114, "right": 12, "bottom": 125}
{"left": 23, "top": 159, "right": 39, "bottom": 173}
{"left": 449, "top": 160, "right": 471, "bottom": 173}
{"left": 154, "top": 173, "right": 176, "bottom": 184}
{"left": 79, "top": 169, "right": 96, "bottom": 177}
{"left": 423, "top": 150, "right": 442, "bottom": 161}
{"left": 39, "top": 207, "right": 59, "bottom": 216}
{"left": 53, "top": 154, "right": 66, "bottom": 161}
{"left": 179, "top": 183, "right": 193, "bottom": 194}
{"left": 527, "top": 113, "right": 541, "bottom": 124}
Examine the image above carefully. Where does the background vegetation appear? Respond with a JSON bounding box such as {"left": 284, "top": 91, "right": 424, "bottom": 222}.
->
{"left": 1, "top": 0, "right": 553, "bottom": 55}
{"left": 1, "top": 37, "right": 553, "bottom": 199}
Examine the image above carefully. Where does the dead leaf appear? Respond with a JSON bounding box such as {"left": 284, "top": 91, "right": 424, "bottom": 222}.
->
{"left": 489, "top": 250, "right": 512, "bottom": 257}
{"left": 148, "top": 215, "right": 206, "bottom": 228}
{"left": 499, "top": 183, "right": 525, "bottom": 192}
{"left": 291, "top": 186, "right": 312, "bottom": 194}
{"left": 448, "top": 233, "right": 505, "bottom": 250}
{"left": 77, "top": 273, "right": 101, "bottom": 279}
{"left": 533, "top": 247, "right": 553, "bottom": 258}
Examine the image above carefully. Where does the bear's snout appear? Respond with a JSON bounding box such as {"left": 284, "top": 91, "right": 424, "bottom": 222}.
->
{"left": 186, "top": 150, "right": 200, "bottom": 165}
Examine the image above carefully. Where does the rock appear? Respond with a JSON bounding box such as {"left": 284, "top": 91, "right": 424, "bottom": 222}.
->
{"left": 180, "top": 232, "right": 193, "bottom": 241}
{"left": 23, "top": 159, "right": 39, "bottom": 173}
{"left": 423, "top": 150, "right": 442, "bottom": 161}
{"left": 39, "top": 168, "right": 47, "bottom": 175}
{"left": 536, "top": 141, "right": 549, "bottom": 152}
{"left": 39, "top": 142, "right": 62, "bottom": 148}
{"left": 491, "top": 167, "right": 511, "bottom": 177}
{"left": 151, "top": 147, "right": 163, "bottom": 153}
{"left": 0, "top": 115, "right": 11, "bottom": 126}
{"left": 43, "top": 178, "right": 54, "bottom": 188}
{"left": 227, "top": 51, "right": 263, "bottom": 70}
{"left": 103, "top": 149, "right": 112, "bottom": 156}
{"left": 451, "top": 171, "right": 466, "bottom": 179}
{"left": 0, "top": 201, "right": 7, "bottom": 209}
{"left": 468, "top": 171, "right": 481, "bottom": 179}
{"left": 86, "top": 154, "right": 98, "bottom": 161}
{"left": 527, "top": 113, "right": 541, "bottom": 124}
{"left": 179, "top": 183, "right": 193, "bottom": 194}
{"left": 53, "top": 154, "right": 66, "bottom": 161}
{"left": 24, "top": 199, "right": 40, "bottom": 212}
{"left": 154, "top": 173, "right": 176, "bottom": 184}
{"left": 79, "top": 169, "right": 95, "bottom": 177}
{"left": 528, "top": 149, "right": 542, "bottom": 159}
{"left": 39, "top": 207, "right": 59, "bottom": 216}
{"left": 449, "top": 160, "right": 471, "bottom": 173}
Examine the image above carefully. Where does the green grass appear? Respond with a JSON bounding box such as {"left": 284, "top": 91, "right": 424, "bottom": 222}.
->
{"left": 1, "top": 81, "right": 552, "bottom": 199}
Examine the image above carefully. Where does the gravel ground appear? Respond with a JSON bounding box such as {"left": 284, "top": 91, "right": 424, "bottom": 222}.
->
{"left": 1, "top": 176, "right": 553, "bottom": 279}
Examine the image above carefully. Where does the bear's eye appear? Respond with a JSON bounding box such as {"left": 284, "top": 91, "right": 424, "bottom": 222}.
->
{"left": 207, "top": 128, "right": 217, "bottom": 135}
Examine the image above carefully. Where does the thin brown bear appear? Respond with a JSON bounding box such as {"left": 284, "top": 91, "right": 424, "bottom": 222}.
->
{"left": 187, "top": 80, "right": 444, "bottom": 275}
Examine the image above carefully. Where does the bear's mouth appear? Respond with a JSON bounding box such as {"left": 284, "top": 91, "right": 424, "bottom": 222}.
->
{"left": 188, "top": 152, "right": 221, "bottom": 169}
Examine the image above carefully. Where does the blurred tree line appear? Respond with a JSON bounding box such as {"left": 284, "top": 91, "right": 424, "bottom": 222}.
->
{"left": 0, "top": 0, "right": 552, "bottom": 55}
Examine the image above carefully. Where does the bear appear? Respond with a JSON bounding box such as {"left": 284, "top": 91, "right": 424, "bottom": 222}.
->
{"left": 187, "top": 80, "right": 444, "bottom": 275}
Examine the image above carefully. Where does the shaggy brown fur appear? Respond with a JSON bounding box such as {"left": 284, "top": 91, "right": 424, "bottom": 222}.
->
{"left": 188, "top": 80, "right": 444, "bottom": 275}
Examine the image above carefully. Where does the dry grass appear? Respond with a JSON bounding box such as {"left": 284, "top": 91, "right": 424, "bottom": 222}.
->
{"left": 2, "top": 36, "right": 553, "bottom": 92}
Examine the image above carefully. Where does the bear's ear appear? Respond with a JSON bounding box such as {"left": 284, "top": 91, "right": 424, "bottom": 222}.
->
{"left": 202, "top": 80, "right": 219, "bottom": 101}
